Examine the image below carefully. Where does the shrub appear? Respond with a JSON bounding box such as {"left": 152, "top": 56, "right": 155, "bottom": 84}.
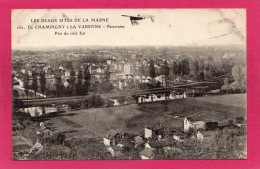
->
{"left": 235, "top": 117, "right": 245, "bottom": 124}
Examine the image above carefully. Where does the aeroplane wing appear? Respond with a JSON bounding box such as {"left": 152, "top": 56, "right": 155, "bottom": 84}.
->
{"left": 121, "top": 15, "right": 144, "bottom": 20}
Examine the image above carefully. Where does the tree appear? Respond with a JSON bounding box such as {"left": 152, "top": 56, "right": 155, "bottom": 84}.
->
{"left": 69, "top": 68, "right": 76, "bottom": 95}
{"left": 139, "top": 64, "right": 145, "bottom": 77}
{"left": 40, "top": 71, "right": 46, "bottom": 96}
{"left": 172, "top": 61, "right": 179, "bottom": 75}
{"left": 55, "top": 72, "right": 64, "bottom": 97}
{"left": 144, "top": 65, "right": 150, "bottom": 77}
{"left": 235, "top": 117, "right": 245, "bottom": 124}
{"left": 178, "top": 62, "right": 182, "bottom": 76}
{"left": 90, "top": 95, "right": 105, "bottom": 108}
{"left": 32, "top": 71, "right": 38, "bottom": 98}
{"left": 13, "top": 90, "right": 19, "bottom": 98}
{"left": 12, "top": 74, "right": 15, "bottom": 87}
{"left": 23, "top": 71, "right": 30, "bottom": 99}
{"left": 101, "top": 66, "right": 114, "bottom": 93}
{"left": 104, "top": 66, "right": 110, "bottom": 82}
{"left": 221, "top": 78, "right": 230, "bottom": 94}
{"left": 180, "top": 58, "right": 190, "bottom": 76}
{"left": 66, "top": 61, "right": 73, "bottom": 69}
{"left": 232, "top": 64, "right": 242, "bottom": 82}
{"left": 149, "top": 59, "right": 156, "bottom": 79}
{"left": 224, "top": 78, "right": 229, "bottom": 85}
{"left": 189, "top": 60, "right": 199, "bottom": 79}
{"left": 76, "top": 69, "right": 83, "bottom": 95}
{"left": 160, "top": 60, "right": 170, "bottom": 86}
{"left": 101, "top": 82, "right": 114, "bottom": 93}
{"left": 198, "top": 71, "right": 205, "bottom": 81}
{"left": 203, "top": 62, "right": 213, "bottom": 79}
{"left": 82, "top": 66, "right": 91, "bottom": 94}
{"left": 240, "top": 66, "right": 246, "bottom": 86}
{"left": 203, "top": 56, "right": 217, "bottom": 79}
{"left": 93, "top": 81, "right": 100, "bottom": 93}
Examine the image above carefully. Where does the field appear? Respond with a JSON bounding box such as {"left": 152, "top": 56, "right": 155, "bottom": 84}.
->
{"left": 44, "top": 94, "right": 246, "bottom": 138}
{"left": 196, "top": 94, "right": 246, "bottom": 108}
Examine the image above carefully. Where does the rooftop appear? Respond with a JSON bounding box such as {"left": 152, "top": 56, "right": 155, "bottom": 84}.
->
{"left": 104, "top": 129, "right": 119, "bottom": 140}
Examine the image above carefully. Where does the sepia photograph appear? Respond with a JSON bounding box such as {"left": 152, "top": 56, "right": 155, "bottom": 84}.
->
{"left": 11, "top": 9, "right": 246, "bottom": 160}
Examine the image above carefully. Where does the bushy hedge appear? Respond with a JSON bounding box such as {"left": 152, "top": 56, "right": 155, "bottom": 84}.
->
{"left": 155, "top": 127, "right": 246, "bottom": 159}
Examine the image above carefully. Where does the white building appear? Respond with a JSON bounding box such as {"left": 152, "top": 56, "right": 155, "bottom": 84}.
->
{"left": 59, "top": 65, "right": 64, "bottom": 70}
{"left": 183, "top": 117, "right": 206, "bottom": 132}
{"left": 192, "top": 131, "right": 204, "bottom": 141}
{"left": 123, "top": 64, "right": 132, "bottom": 75}
{"left": 134, "top": 75, "right": 141, "bottom": 82}
{"left": 169, "top": 92, "right": 187, "bottom": 100}
{"left": 107, "top": 59, "right": 112, "bottom": 65}
{"left": 109, "top": 98, "right": 120, "bottom": 106}
{"left": 144, "top": 124, "right": 164, "bottom": 139}
{"left": 103, "top": 129, "right": 120, "bottom": 146}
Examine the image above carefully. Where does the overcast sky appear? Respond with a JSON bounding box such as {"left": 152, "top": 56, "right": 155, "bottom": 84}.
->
{"left": 12, "top": 9, "right": 246, "bottom": 48}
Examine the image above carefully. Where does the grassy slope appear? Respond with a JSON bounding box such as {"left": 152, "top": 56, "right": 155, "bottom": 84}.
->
{"left": 13, "top": 94, "right": 246, "bottom": 160}
{"left": 52, "top": 94, "right": 246, "bottom": 137}
{"left": 195, "top": 94, "right": 246, "bottom": 108}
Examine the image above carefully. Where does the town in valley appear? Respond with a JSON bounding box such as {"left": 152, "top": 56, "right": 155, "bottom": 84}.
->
{"left": 12, "top": 45, "right": 247, "bottom": 160}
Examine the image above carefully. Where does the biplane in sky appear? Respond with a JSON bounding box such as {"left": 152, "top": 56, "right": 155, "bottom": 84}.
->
{"left": 121, "top": 14, "right": 155, "bottom": 25}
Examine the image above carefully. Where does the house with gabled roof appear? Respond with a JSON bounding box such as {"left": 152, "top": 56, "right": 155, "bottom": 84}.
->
{"left": 184, "top": 116, "right": 219, "bottom": 132}
{"left": 183, "top": 117, "right": 206, "bottom": 132}
{"left": 144, "top": 123, "right": 165, "bottom": 139}
{"left": 103, "top": 129, "right": 121, "bottom": 146}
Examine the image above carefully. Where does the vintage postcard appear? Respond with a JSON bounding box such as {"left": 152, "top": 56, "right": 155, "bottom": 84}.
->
{"left": 11, "top": 9, "right": 246, "bottom": 160}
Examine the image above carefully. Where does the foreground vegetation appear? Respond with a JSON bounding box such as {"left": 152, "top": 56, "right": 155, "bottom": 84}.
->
{"left": 13, "top": 116, "right": 246, "bottom": 160}
{"left": 13, "top": 93, "right": 246, "bottom": 160}
{"left": 155, "top": 128, "right": 246, "bottom": 159}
